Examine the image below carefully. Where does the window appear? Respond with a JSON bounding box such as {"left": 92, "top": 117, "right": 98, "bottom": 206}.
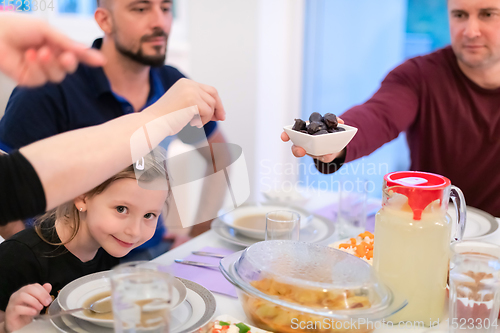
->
{"left": 405, "top": 0, "right": 450, "bottom": 58}
{"left": 301, "top": 0, "right": 451, "bottom": 198}
{"left": 58, "top": 0, "right": 96, "bottom": 15}
{"left": 301, "top": 0, "right": 409, "bottom": 198}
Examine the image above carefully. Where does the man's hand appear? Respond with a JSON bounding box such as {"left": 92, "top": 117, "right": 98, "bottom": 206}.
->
{"left": 281, "top": 118, "right": 345, "bottom": 163}
{"left": 0, "top": 13, "right": 105, "bottom": 87}
{"left": 3, "top": 283, "right": 52, "bottom": 333}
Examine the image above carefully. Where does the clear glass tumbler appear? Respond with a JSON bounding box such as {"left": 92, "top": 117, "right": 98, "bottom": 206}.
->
{"left": 111, "top": 261, "right": 173, "bottom": 333}
{"left": 265, "top": 210, "right": 300, "bottom": 241}
{"left": 337, "top": 178, "right": 368, "bottom": 238}
{"left": 449, "top": 241, "right": 500, "bottom": 333}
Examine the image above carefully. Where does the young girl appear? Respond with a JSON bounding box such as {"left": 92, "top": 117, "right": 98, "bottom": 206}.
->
{"left": 0, "top": 148, "right": 170, "bottom": 333}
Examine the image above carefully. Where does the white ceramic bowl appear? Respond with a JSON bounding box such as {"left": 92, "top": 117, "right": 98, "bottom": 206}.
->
{"left": 283, "top": 123, "right": 358, "bottom": 156}
{"left": 218, "top": 204, "right": 312, "bottom": 240}
{"left": 58, "top": 271, "right": 187, "bottom": 328}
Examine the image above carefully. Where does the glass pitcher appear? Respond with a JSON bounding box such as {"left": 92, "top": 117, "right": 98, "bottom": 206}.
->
{"left": 373, "top": 171, "right": 466, "bottom": 326}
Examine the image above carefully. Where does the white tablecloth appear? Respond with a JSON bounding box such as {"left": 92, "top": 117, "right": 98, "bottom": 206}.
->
{"left": 17, "top": 189, "right": 500, "bottom": 332}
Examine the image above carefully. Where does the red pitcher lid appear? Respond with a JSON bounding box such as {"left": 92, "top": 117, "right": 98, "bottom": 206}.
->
{"left": 384, "top": 171, "right": 451, "bottom": 220}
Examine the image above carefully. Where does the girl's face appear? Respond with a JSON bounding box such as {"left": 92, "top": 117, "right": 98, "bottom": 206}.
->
{"left": 78, "top": 178, "right": 168, "bottom": 258}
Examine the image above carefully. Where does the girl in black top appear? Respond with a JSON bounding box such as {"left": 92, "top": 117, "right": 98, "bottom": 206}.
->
{"left": 0, "top": 13, "right": 223, "bottom": 333}
{"left": 0, "top": 148, "right": 170, "bottom": 332}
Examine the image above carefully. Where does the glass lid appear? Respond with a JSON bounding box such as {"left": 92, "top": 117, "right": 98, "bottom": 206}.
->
{"left": 220, "top": 240, "right": 407, "bottom": 320}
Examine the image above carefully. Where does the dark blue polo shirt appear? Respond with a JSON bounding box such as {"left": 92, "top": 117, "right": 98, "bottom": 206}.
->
{"left": 0, "top": 38, "right": 217, "bottom": 250}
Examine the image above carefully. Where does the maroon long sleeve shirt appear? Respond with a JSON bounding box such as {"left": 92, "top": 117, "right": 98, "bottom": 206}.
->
{"left": 316, "top": 46, "right": 500, "bottom": 217}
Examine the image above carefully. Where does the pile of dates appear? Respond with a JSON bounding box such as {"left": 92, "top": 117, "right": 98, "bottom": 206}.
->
{"left": 292, "top": 112, "right": 345, "bottom": 136}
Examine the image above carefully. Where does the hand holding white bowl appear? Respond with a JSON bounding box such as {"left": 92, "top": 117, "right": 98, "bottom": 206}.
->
{"left": 281, "top": 117, "right": 357, "bottom": 162}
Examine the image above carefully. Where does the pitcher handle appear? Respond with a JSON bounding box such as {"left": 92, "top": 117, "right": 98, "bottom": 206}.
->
{"left": 450, "top": 185, "right": 467, "bottom": 242}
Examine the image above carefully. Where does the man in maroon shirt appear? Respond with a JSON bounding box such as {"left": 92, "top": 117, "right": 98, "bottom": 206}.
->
{"left": 282, "top": 0, "right": 500, "bottom": 217}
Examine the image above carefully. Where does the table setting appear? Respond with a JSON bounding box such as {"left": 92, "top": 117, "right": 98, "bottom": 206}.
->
{"left": 14, "top": 122, "right": 500, "bottom": 333}
{"left": 16, "top": 173, "right": 500, "bottom": 333}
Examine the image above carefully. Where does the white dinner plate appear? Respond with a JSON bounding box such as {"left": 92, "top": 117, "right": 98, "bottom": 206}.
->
{"left": 57, "top": 270, "right": 187, "bottom": 328}
{"left": 218, "top": 203, "right": 313, "bottom": 240}
{"left": 326, "top": 206, "right": 498, "bottom": 246}
{"left": 50, "top": 278, "right": 216, "bottom": 333}
{"left": 448, "top": 206, "right": 499, "bottom": 240}
{"left": 211, "top": 211, "right": 335, "bottom": 247}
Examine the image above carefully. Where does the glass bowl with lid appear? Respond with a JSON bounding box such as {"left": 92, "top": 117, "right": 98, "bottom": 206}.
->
{"left": 220, "top": 240, "right": 407, "bottom": 333}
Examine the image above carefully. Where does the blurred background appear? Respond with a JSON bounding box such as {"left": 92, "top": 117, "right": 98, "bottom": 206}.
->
{"left": 0, "top": 0, "right": 450, "bottom": 201}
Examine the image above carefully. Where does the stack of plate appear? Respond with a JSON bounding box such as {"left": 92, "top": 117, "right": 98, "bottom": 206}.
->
{"left": 211, "top": 203, "right": 335, "bottom": 247}
{"left": 448, "top": 206, "right": 498, "bottom": 240}
{"left": 49, "top": 271, "right": 216, "bottom": 333}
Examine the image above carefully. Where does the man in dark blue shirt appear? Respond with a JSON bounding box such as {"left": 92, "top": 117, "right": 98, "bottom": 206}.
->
{"left": 0, "top": 0, "right": 229, "bottom": 258}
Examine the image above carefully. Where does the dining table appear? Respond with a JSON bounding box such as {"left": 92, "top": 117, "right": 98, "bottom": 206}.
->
{"left": 16, "top": 189, "right": 500, "bottom": 333}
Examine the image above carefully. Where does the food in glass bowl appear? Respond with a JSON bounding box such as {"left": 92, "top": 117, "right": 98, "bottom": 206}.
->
{"left": 220, "top": 241, "right": 407, "bottom": 333}
{"left": 242, "top": 278, "right": 372, "bottom": 332}
{"left": 251, "top": 278, "right": 370, "bottom": 309}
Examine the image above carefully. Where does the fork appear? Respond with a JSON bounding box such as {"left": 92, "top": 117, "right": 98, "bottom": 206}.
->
{"left": 174, "top": 259, "right": 220, "bottom": 270}
{"left": 191, "top": 251, "right": 226, "bottom": 258}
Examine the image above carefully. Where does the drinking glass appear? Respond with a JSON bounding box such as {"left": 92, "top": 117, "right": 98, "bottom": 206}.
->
{"left": 337, "top": 178, "right": 368, "bottom": 238}
{"left": 449, "top": 241, "right": 500, "bottom": 333}
{"left": 111, "top": 261, "right": 173, "bottom": 333}
{"left": 265, "top": 210, "right": 300, "bottom": 241}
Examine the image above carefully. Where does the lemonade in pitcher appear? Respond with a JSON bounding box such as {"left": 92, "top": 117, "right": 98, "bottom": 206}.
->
{"left": 373, "top": 171, "right": 466, "bottom": 326}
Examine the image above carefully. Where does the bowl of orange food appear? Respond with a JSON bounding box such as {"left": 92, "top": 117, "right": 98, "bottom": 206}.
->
{"left": 220, "top": 241, "right": 407, "bottom": 333}
{"left": 329, "top": 231, "right": 375, "bottom": 265}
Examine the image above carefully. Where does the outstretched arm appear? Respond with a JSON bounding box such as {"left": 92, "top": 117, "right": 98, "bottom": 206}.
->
{"left": 21, "top": 79, "right": 225, "bottom": 212}
{"left": 281, "top": 59, "right": 420, "bottom": 172}
{"left": 0, "top": 79, "right": 224, "bottom": 225}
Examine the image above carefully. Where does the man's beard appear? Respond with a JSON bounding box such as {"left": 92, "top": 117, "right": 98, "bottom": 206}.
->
{"left": 115, "top": 30, "right": 168, "bottom": 67}
{"left": 453, "top": 43, "right": 498, "bottom": 69}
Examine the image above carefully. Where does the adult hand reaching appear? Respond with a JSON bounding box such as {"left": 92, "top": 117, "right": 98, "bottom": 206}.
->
{"left": 280, "top": 118, "right": 345, "bottom": 163}
{"left": 20, "top": 78, "right": 226, "bottom": 212}
{"left": 140, "top": 78, "right": 226, "bottom": 145}
{"left": 151, "top": 78, "right": 226, "bottom": 125}
{"left": 0, "top": 13, "right": 105, "bottom": 87}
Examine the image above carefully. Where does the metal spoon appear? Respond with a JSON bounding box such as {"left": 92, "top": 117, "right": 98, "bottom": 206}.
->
{"left": 35, "top": 295, "right": 112, "bottom": 320}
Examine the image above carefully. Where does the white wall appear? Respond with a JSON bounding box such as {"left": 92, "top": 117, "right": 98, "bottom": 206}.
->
{"left": 0, "top": 74, "right": 15, "bottom": 119}
{"left": 186, "top": 0, "right": 259, "bottom": 201}
{"left": 255, "top": 0, "right": 304, "bottom": 199}
{"left": 186, "top": 0, "right": 304, "bottom": 201}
